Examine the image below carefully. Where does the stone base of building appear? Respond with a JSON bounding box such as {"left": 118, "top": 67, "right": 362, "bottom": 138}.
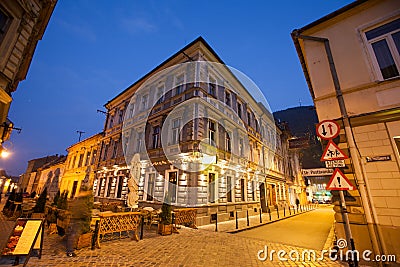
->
{"left": 335, "top": 222, "right": 400, "bottom": 267}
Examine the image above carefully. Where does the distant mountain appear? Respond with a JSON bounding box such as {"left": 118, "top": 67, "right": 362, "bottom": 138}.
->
{"left": 273, "top": 106, "right": 324, "bottom": 169}
{"left": 273, "top": 106, "right": 318, "bottom": 137}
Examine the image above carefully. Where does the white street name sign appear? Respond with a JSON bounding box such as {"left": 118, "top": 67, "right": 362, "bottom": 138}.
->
{"left": 325, "top": 160, "right": 345, "bottom": 168}
{"left": 301, "top": 168, "right": 334, "bottom": 177}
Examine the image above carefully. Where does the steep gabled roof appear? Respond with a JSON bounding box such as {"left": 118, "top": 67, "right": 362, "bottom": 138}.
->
{"left": 105, "top": 36, "right": 225, "bottom": 107}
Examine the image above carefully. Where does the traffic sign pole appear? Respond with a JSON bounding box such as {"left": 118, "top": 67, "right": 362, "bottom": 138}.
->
{"left": 318, "top": 120, "right": 357, "bottom": 267}
{"left": 339, "top": 190, "right": 357, "bottom": 267}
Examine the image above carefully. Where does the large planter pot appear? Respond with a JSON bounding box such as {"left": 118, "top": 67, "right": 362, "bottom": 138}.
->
{"left": 76, "top": 232, "right": 93, "bottom": 250}
{"left": 158, "top": 223, "right": 173, "bottom": 236}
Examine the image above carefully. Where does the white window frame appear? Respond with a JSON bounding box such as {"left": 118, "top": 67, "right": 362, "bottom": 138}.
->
{"left": 225, "top": 90, "right": 231, "bottom": 106}
{"left": 225, "top": 131, "right": 232, "bottom": 152}
{"left": 362, "top": 16, "right": 400, "bottom": 81}
{"left": 165, "top": 169, "right": 179, "bottom": 204}
{"left": 141, "top": 94, "right": 148, "bottom": 110}
{"left": 144, "top": 172, "right": 156, "bottom": 201}
{"left": 239, "top": 137, "right": 244, "bottom": 157}
{"left": 174, "top": 73, "right": 185, "bottom": 96}
{"left": 208, "top": 120, "right": 217, "bottom": 146}
{"left": 128, "top": 102, "right": 135, "bottom": 118}
{"left": 208, "top": 75, "right": 217, "bottom": 96}
{"left": 208, "top": 172, "right": 218, "bottom": 203}
{"left": 156, "top": 83, "right": 165, "bottom": 104}
{"left": 136, "top": 132, "right": 143, "bottom": 152}
{"left": 171, "top": 118, "right": 181, "bottom": 145}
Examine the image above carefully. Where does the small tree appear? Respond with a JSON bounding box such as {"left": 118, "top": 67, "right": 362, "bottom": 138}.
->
{"left": 33, "top": 187, "right": 47, "bottom": 213}
{"left": 160, "top": 192, "right": 172, "bottom": 225}
{"left": 57, "top": 191, "right": 68, "bottom": 210}
{"left": 80, "top": 191, "right": 94, "bottom": 234}
{"left": 53, "top": 190, "right": 60, "bottom": 206}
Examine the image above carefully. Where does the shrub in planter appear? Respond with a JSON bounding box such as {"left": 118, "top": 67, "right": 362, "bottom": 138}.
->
{"left": 69, "top": 190, "right": 94, "bottom": 249}
{"left": 158, "top": 192, "right": 173, "bottom": 236}
{"left": 33, "top": 188, "right": 47, "bottom": 213}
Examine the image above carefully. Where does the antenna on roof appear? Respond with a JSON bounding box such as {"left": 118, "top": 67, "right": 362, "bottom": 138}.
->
{"left": 76, "top": 130, "right": 85, "bottom": 142}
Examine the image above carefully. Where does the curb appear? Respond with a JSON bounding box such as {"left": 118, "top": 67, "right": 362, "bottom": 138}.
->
{"left": 227, "top": 209, "right": 316, "bottom": 234}
{"left": 323, "top": 222, "right": 336, "bottom": 251}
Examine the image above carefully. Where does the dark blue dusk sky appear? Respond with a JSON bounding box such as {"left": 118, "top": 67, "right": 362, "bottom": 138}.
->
{"left": 1, "top": 0, "right": 353, "bottom": 176}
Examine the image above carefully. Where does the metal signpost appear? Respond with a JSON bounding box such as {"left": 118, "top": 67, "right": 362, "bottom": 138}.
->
{"left": 318, "top": 120, "right": 357, "bottom": 267}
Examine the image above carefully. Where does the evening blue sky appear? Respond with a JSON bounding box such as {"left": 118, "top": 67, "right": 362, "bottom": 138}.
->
{"left": 1, "top": 0, "right": 353, "bottom": 176}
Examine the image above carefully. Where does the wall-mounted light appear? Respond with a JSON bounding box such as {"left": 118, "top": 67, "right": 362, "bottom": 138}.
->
{"left": 1, "top": 149, "right": 9, "bottom": 158}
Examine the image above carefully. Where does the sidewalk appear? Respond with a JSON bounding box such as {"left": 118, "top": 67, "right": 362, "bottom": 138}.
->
{"left": 199, "top": 205, "right": 318, "bottom": 233}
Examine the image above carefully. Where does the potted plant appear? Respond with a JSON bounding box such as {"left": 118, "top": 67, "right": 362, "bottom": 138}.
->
{"left": 74, "top": 189, "right": 94, "bottom": 249}
{"left": 158, "top": 192, "right": 173, "bottom": 236}
{"left": 56, "top": 191, "right": 69, "bottom": 236}
{"left": 33, "top": 187, "right": 47, "bottom": 214}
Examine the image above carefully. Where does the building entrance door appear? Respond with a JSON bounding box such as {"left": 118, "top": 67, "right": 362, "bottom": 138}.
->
{"left": 71, "top": 181, "right": 78, "bottom": 199}
{"left": 168, "top": 171, "right": 177, "bottom": 203}
{"left": 259, "top": 183, "right": 267, "bottom": 212}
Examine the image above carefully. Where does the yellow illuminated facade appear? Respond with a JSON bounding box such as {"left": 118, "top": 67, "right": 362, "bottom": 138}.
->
{"left": 60, "top": 133, "right": 102, "bottom": 198}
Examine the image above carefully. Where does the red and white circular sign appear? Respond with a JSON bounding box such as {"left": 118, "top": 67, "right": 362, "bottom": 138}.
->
{"left": 316, "top": 120, "right": 340, "bottom": 140}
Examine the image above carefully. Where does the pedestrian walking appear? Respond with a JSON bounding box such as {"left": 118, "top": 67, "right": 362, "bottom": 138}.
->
{"left": 295, "top": 198, "right": 300, "bottom": 210}
{"left": 66, "top": 188, "right": 93, "bottom": 257}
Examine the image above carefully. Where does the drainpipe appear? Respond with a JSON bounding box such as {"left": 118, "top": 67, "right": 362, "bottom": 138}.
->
{"left": 291, "top": 31, "right": 386, "bottom": 262}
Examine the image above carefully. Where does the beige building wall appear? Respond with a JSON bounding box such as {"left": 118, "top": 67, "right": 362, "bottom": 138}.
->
{"left": 0, "top": 0, "right": 56, "bottom": 144}
{"left": 36, "top": 162, "right": 65, "bottom": 199}
{"left": 293, "top": 0, "right": 400, "bottom": 264}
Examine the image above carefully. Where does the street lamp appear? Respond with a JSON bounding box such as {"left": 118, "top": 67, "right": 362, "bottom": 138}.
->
{"left": 1, "top": 149, "right": 9, "bottom": 158}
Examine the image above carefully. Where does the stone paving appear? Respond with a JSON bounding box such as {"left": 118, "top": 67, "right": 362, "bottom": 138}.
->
{"left": 0, "top": 197, "right": 344, "bottom": 267}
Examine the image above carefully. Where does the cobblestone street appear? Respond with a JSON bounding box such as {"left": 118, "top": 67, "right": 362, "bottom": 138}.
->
{"left": 2, "top": 227, "right": 344, "bottom": 267}
{"left": 0, "top": 196, "right": 344, "bottom": 267}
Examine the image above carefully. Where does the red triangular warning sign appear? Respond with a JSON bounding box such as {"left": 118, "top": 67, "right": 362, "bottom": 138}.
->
{"left": 326, "top": 168, "right": 355, "bottom": 190}
{"left": 321, "top": 140, "right": 348, "bottom": 161}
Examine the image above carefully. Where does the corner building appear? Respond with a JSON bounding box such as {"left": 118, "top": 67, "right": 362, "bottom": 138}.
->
{"left": 292, "top": 0, "right": 400, "bottom": 263}
{"left": 94, "top": 37, "right": 299, "bottom": 225}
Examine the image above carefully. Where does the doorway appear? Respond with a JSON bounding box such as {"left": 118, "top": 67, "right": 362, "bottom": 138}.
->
{"left": 70, "top": 181, "right": 78, "bottom": 199}
{"left": 167, "top": 171, "right": 177, "bottom": 203}
{"left": 259, "top": 183, "right": 267, "bottom": 212}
